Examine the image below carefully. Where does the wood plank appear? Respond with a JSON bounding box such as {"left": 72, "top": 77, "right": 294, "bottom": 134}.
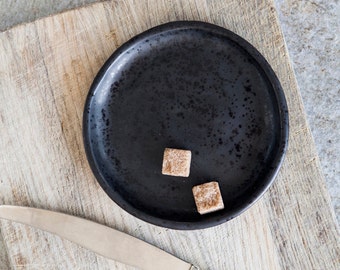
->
{"left": 0, "top": 0, "right": 338, "bottom": 269}
{"left": 0, "top": 226, "right": 11, "bottom": 270}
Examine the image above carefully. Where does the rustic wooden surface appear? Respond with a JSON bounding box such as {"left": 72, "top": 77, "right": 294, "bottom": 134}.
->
{"left": 0, "top": 0, "right": 339, "bottom": 269}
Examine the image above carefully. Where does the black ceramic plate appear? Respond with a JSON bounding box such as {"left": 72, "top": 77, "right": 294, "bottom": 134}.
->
{"left": 83, "top": 21, "right": 288, "bottom": 230}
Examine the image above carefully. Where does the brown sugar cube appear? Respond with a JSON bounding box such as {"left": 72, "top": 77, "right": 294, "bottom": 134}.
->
{"left": 192, "top": 181, "right": 224, "bottom": 214}
{"left": 162, "top": 148, "right": 192, "bottom": 177}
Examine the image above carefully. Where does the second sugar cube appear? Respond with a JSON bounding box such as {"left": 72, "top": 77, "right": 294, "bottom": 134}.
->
{"left": 192, "top": 181, "right": 224, "bottom": 214}
{"left": 162, "top": 148, "right": 192, "bottom": 177}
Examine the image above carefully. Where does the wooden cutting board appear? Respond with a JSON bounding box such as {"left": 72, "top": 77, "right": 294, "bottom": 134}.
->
{"left": 0, "top": 0, "right": 339, "bottom": 269}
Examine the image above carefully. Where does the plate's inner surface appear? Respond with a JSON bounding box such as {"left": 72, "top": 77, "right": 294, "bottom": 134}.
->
{"left": 85, "top": 24, "right": 286, "bottom": 228}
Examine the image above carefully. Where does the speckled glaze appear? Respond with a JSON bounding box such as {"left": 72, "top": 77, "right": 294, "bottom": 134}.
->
{"left": 83, "top": 21, "right": 289, "bottom": 229}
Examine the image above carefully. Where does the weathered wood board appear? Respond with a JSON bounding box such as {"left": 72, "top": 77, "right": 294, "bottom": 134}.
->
{"left": 0, "top": 0, "right": 339, "bottom": 269}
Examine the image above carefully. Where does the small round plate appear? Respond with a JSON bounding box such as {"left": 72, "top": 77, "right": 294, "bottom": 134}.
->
{"left": 83, "top": 21, "right": 288, "bottom": 229}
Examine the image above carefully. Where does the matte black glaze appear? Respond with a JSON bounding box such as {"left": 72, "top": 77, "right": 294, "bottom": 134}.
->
{"left": 83, "top": 21, "right": 289, "bottom": 229}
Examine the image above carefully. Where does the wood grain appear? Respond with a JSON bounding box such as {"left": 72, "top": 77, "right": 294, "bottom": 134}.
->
{"left": 0, "top": 0, "right": 338, "bottom": 269}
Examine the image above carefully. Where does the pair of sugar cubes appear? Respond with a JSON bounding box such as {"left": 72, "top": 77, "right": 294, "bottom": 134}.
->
{"left": 162, "top": 148, "right": 224, "bottom": 215}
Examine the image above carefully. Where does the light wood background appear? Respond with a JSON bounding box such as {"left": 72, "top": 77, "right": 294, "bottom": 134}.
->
{"left": 0, "top": 0, "right": 339, "bottom": 269}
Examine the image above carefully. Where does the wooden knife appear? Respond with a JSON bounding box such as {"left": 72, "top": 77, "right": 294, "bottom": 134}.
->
{"left": 0, "top": 205, "right": 198, "bottom": 270}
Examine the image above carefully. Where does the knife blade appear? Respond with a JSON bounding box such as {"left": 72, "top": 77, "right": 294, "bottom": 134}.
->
{"left": 0, "top": 205, "right": 198, "bottom": 270}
